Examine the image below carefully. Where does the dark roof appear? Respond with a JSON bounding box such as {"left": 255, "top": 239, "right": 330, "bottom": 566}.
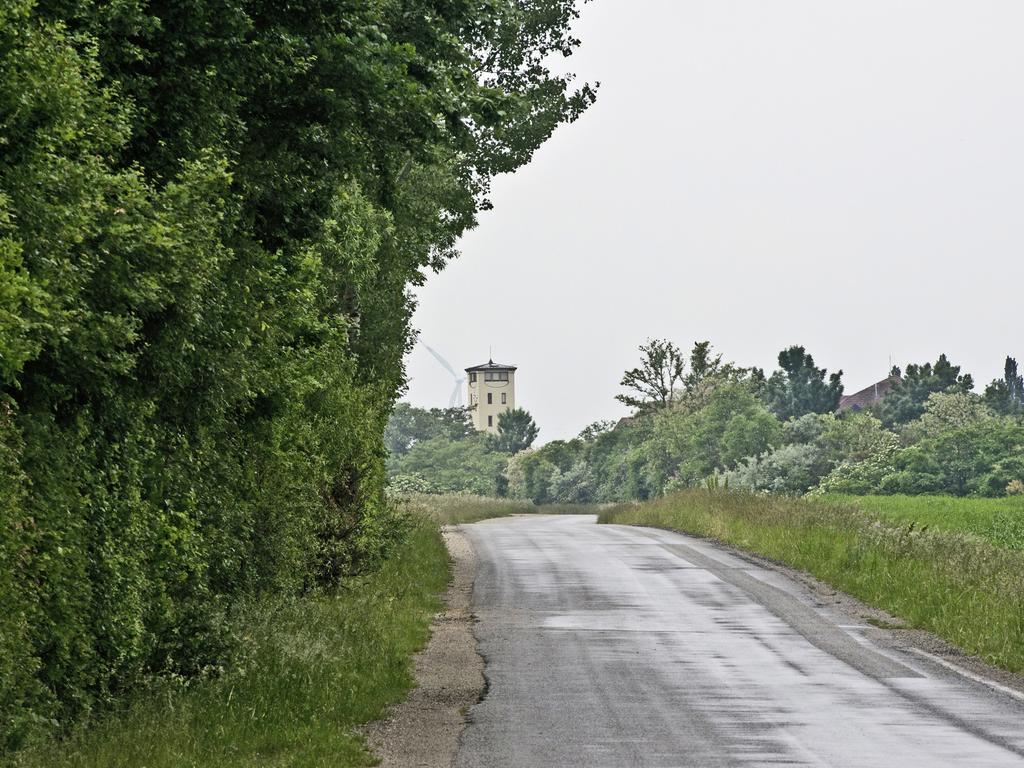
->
{"left": 465, "top": 360, "right": 517, "bottom": 372}
{"left": 837, "top": 375, "right": 900, "bottom": 412}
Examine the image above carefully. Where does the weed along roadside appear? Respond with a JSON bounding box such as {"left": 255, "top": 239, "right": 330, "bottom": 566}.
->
{"left": 598, "top": 490, "right": 1024, "bottom": 674}
{"left": 12, "top": 519, "right": 451, "bottom": 768}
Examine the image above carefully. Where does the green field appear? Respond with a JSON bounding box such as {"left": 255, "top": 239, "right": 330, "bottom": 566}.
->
{"left": 825, "top": 494, "right": 1024, "bottom": 549}
{"left": 599, "top": 490, "right": 1024, "bottom": 674}
{"left": 13, "top": 520, "right": 449, "bottom": 768}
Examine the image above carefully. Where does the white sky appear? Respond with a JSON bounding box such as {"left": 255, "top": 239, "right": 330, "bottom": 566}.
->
{"left": 403, "top": 0, "right": 1024, "bottom": 442}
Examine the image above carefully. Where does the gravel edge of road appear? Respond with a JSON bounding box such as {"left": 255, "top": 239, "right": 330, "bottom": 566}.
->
{"left": 363, "top": 527, "right": 484, "bottom": 768}
{"left": 620, "top": 521, "right": 1024, "bottom": 699}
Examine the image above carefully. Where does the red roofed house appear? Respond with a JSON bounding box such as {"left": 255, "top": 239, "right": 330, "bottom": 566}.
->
{"left": 837, "top": 375, "right": 901, "bottom": 413}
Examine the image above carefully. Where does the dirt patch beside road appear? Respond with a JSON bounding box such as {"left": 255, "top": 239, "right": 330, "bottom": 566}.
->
{"left": 363, "top": 527, "right": 483, "bottom": 768}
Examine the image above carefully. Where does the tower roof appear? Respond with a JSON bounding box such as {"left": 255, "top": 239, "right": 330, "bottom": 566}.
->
{"left": 465, "top": 359, "right": 517, "bottom": 372}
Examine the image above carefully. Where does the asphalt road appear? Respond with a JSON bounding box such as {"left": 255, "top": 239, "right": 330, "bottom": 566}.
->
{"left": 456, "top": 515, "right": 1024, "bottom": 768}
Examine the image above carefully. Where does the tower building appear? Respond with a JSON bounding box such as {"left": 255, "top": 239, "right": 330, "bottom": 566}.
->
{"left": 465, "top": 360, "right": 516, "bottom": 434}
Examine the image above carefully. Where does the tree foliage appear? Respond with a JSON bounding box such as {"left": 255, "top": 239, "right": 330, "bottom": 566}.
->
{"left": 616, "top": 339, "right": 686, "bottom": 412}
{"left": 385, "top": 404, "right": 474, "bottom": 456}
{"left": 984, "top": 357, "right": 1024, "bottom": 416}
{"left": 493, "top": 408, "right": 539, "bottom": 454}
{"left": 877, "top": 354, "right": 974, "bottom": 425}
{"left": 0, "top": 0, "right": 594, "bottom": 748}
{"left": 507, "top": 343, "right": 1023, "bottom": 505}
{"left": 387, "top": 435, "right": 508, "bottom": 497}
{"left": 759, "top": 346, "right": 844, "bottom": 420}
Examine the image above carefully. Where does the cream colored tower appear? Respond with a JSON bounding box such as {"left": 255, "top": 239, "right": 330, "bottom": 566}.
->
{"left": 465, "top": 360, "right": 516, "bottom": 433}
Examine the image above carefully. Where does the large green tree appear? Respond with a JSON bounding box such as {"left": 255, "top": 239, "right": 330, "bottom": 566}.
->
{"left": 984, "top": 357, "right": 1024, "bottom": 416}
{"left": 616, "top": 339, "right": 686, "bottom": 412}
{"left": 0, "top": 0, "right": 595, "bottom": 747}
{"left": 759, "top": 346, "right": 844, "bottom": 421}
{"left": 877, "top": 354, "right": 974, "bottom": 426}
{"left": 640, "top": 383, "right": 783, "bottom": 492}
{"left": 493, "top": 408, "right": 540, "bottom": 454}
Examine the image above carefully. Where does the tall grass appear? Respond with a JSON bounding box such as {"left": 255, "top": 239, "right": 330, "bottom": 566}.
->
{"left": 823, "top": 494, "right": 1024, "bottom": 549}
{"left": 600, "top": 491, "right": 1024, "bottom": 673}
{"left": 12, "top": 521, "right": 449, "bottom": 768}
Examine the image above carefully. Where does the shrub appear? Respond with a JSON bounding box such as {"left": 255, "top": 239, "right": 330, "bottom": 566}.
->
{"left": 725, "top": 443, "right": 829, "bottom": 494}
{"left": 388, "top": 474, "right": 439, "bottom": 495}
{"left": 814, "top": 443, "right": 900, "bottom": 495}
{"left": 387, "top": 436, "right": 509, "bottom": 497}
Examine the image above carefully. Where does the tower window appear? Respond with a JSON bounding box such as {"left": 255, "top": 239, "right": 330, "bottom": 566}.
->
{"left": 488, "top": 415, "right": 493, "bottom": 427}
{"left": 469, "top": 372, "right": 477, "bottom": 383}
{"left": 501, "top": 393, "right": 507, "bottom": 404}
{"left": 487, "top": 393, "right": 493, "bottom": 404}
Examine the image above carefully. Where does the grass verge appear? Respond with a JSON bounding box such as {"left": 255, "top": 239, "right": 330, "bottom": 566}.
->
{"left": 12, "top": 520, "right": 449, "bottom": 768}
{"left": 822, "top": 494, "right": 1024, "bottom": 549}
{"left": 599, "top": 490, "right": 1024, "bottom": 673}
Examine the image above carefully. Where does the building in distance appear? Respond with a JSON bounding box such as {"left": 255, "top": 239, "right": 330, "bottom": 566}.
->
{"left": 466, "top": 360, "right": 516, "bottom": 433}
{"left": 837, "top": 374, "right": 901, "bottom": 413}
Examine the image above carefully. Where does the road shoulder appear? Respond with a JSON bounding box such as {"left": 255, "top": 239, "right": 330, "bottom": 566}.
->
{"left": 363, "top": 527, "right": 483, "bottom": 768}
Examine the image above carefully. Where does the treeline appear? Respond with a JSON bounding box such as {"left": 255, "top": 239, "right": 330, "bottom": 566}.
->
{"left": 392, "top": 341, "right": 1024, "bottom": 503}
{"left": 386, "top": 404, "right": 538, "bottom": 496}
{"left": 0, "top": 0, "right": 592, "bottom": 751}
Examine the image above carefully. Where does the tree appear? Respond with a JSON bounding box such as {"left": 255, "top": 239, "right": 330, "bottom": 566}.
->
{"left": 616, "top": 339, "right": 687, "bottom": 412}
{"left": 762, "top": 346, "right": 843, "bottom": 420}
{"left": 577, "top": 420, "right": 615, "bottom": 442}
{"left": 983, "top": 357, "right": 1024, "bottom": 416}
{"left": 387, "top": 435, "right": 508, "bottom": 497}
{"left": 883, "top": 421, "right": 1024, "bottom": 497}
{"left": 0, "top": 0, "right": 596, "bottom": 743}
{"left": 677, "top": 341, "right": 747, "bottom": 411}
{"left": 493, "top": 408, "right": 540, "bottom": 454}
{"left": 901, "top": 392, "right": 994, "bottom": 443}
{"left": 640, "top": 383, "right": 782, "bottom": 492}
{"left": 684, "top": 341, "right": 723, "bottom": 391}
{"left": 385, "top": 404, "right": 473, "bottom": 455}
{"left": 878, "top": 354, "right": 974, "bottom": 425}
{"left": 548, "top": 461, "right": 598, "bottom": 503}
{"left": 819, "top": 412, "right": 897, "bottom": 464}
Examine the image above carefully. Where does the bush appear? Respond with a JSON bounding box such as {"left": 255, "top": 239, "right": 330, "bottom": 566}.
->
{"left": 548, "top": 461, "right": 599, "bottom": 504}
{"left": 815, "top": 443, "right": 901, "bottom": 495}
{"left": 388, "top": 474, "right": 440, "bottom": 495}
{"left": 725, "top": 443, "right": 828, "bottom": 494}
{"left": 387, "top": 435, "right": 509, "bottom": 497}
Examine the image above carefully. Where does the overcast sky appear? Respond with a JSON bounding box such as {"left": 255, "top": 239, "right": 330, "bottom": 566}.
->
{"left": 403, "top": 0, "right": 1024, "bottom": 442}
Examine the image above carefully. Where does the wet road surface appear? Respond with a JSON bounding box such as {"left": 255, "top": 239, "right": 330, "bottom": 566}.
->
{"left": 456, "top": 515, "right": 1024, "bottom": 768}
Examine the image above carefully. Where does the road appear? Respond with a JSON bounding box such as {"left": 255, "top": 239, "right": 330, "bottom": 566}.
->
{"left": 456, "top": 515, "right": 1024, "bottom": 768}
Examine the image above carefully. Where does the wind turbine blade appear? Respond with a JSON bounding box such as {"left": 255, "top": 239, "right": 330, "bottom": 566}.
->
{"left": 422, "top": 342, "right": 459, "bottom": 378}
{"left": 449, "top": 381, "right": 461, "bottom": 408}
